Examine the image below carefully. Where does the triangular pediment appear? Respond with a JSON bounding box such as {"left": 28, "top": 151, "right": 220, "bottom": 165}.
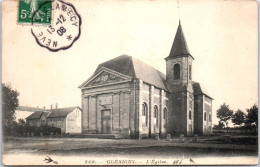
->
{"left": 79, "top": 67, "right": 132, "bottom": 89}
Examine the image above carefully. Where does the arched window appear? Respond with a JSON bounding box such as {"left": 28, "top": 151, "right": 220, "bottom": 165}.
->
{"left": 154, "top": 105, "right": 159, "bottom": 127}
{"left": 163, "top": 108, "right": 167, "bottom": 120}
{"left": 142, "top": 103, "right": 148, "bottom": 126}
{"left": 142, "top": 103, "right": 146, "bottom": 116}
{"left": 204, "top": 112, "right": 207, "bottom": 121}
{"left": 174, "top": 64, "right": 180, "bottom": 80}
{"left": 189, "top": 110, "right": 191, "bottom": 120}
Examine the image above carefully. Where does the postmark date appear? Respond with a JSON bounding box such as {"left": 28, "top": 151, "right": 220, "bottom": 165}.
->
{"left": 31, "top": 0, "right": 81, "bottom": 52}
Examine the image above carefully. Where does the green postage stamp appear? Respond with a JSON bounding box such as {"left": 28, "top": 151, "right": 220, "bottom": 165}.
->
{"left": 17, "top": 0, "right": 52, "bottom": 25}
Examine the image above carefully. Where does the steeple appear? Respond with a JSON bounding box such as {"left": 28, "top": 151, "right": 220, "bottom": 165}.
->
{"left": 165, "top": 21, "right": 193, "bottom": 60}
{"left": 165, "top": 20, "right": 194, "bottom": 92}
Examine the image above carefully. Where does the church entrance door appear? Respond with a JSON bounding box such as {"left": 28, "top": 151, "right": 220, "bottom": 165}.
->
{"left": 101, "top": 109, "right": 111, "bottom": 134}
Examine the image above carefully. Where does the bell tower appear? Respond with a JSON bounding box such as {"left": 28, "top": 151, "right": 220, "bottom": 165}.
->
{"left": 165, "top": 20, "right": 194, "bottom": 92}
{"left": 165, "top": 21, "right": 194, "bottom": 136}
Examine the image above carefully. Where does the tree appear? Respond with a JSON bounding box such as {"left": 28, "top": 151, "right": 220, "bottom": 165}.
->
{"left": 18, "top": 119, "right": 26, "bottom": 126}
{"left": 216, "top": 103, "right": 233, "bottom": 132}
{"left": 213, "top": 121, "right": 225, "bottom": 130}
{"left": 246, "top": 104, "right": 258, "bottom": 129}
{"left": 231, "top": 109, "right": 245, "bottom": 133}
{"left": 2, "top": 83, "right": 19, "bottom": 135}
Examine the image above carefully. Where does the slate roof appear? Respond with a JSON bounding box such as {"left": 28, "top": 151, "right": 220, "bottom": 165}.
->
{"left": 166, "top": 21, "right": 192, "bottom": 59}
{"left": 26, "top": 111, "right": 44, "bottom": 120}
{"left": 16, "top": 106, "right": 44, "bottom": 112}
{"left": 94, "top": 55, "right": 168, "bottom": 91}
{"left": 42, "top": 111, "right": 51, "bottom": 117}
{"left": 47, "top": 107, "right": 80, "bottom": 118}
{"left": 193, "top": 82, "right": 213, "bottom": 99}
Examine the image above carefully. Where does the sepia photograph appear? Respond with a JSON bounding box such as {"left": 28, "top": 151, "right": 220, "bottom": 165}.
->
{"left": 1, "top": 0, "right": 258, "bottom": 165}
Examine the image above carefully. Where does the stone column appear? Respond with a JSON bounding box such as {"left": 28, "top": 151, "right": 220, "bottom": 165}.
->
{"left": 95, "top": 94, "right": 98, "bottom": 131}
{"left": 119, "top": 92, "right": 121, "bottom": 131}
{"left": 112, "top": 92, "right": 120, "bottom": 131}
{"left": 159, "top": 89, "right": 164, "bottom": 135}
{"left": 138, "top": 80, "right": 143, "bottom": 136}
{"left": 81, "top": 93, "right": 84, "bottom": 133}
{"left": 88, "top": 95, "right": 91, "bottom": 130}
{"left": 89, "top": 95, "right": 97, "bottom": 131}
{"left": 83, "top": 95, "right": 90, "bottom": 132}
{"left": 149, "top": 85, "right": 154, "bottom": 137}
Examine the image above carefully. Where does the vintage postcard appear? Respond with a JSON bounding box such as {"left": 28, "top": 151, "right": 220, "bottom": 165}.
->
{"left": 1, "top": 0, "right": 258, "bottom": 165}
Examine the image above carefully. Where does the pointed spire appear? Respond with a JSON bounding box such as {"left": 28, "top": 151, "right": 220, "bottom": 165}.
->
{"left": 166, "top": 21, "right": 192, "bottom": 59}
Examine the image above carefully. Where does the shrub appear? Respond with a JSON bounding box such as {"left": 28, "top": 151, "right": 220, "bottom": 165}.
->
{"left": 12, "top": 124, "right": 61, "bottom": 136}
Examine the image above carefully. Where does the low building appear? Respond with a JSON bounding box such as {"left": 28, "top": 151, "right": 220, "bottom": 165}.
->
{"left": 46, "top": 107, "right": 82, "bottom": 134}
{"left": 26, "top": 111, "right": 50, "bottom": 127}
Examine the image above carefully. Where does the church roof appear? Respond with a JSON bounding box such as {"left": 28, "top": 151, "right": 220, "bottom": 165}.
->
{"left": 95, "top": 55, "right": 168, "bottom": 90}
{"left": 192, "top": 82, "right": 213, "bottom": 99}
{"left": 166, "top": 21, "right": 192, "bottom": 59}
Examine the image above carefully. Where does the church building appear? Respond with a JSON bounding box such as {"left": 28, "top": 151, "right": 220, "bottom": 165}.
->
{"left": 79, "top": 21, "right": 213, "bottom": 138}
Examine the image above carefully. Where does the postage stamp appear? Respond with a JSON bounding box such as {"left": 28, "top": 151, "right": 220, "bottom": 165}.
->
{"left": 18, "top": 0, "right": 52, "bottom": 25}
{"left": 31, "top": 0, "right": 81, "bottom": 51}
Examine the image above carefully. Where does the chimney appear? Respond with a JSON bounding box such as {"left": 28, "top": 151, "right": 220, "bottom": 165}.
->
{"left": 37, "top": 106, "right": 38, "bottom": 108}
{"left": 50, "top": 104, "right": 52, "bottom": 110}
{"left": 43, "top": 106, "right": 45, "bottom": 109}
{"left": 56, "top": 103, "right": 58, "bottom": 109}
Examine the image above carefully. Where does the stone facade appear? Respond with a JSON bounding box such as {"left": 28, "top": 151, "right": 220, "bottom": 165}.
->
{"left": 79, "top": 21, "right": 213, "bottom": 138}
{"left": 80, "top": 74, "right": 169, "bottom": 138}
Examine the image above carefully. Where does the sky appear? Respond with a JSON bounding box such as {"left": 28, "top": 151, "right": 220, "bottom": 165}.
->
{"left": 2, "top": 0, "right": 258, "bottom": 125}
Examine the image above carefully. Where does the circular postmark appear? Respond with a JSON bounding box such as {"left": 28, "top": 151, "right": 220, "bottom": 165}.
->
{"left": 31, "top": 0, "right": 81, "bottom": 52}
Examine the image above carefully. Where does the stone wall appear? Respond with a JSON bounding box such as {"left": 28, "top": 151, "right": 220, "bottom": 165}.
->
{"left": 194, "top": 94, "right": 204, "bottom": 135}
{"left": 194, "top": 94, "right": 212, "bottom": 135}
{"left": 47, "top": 117, "right": 66, "bottom": 133}
{"left": 66, "top": 108, "right": 82, "bottom": 134}
{"left": 81, "top": 78, "right": 169, "bottom": 138}
{"left": 139, "top": 82, "right": 169, "bottom": 138}
{"left": 204, "top": 96, "right": 213, "bottom": 134}
{"left": 81, "top": 82, "right": 132, "bottom": 136}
